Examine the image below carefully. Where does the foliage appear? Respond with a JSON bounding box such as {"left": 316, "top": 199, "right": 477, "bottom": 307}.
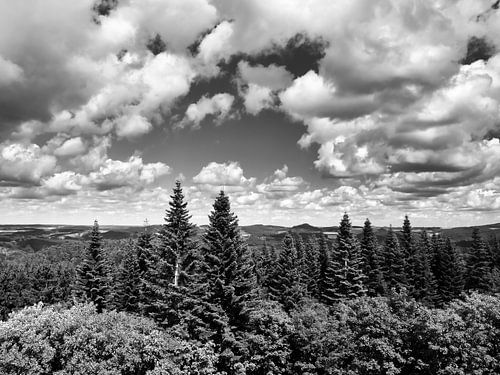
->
{"left": 0, "top": 303, "right": 218, "bottom": 375}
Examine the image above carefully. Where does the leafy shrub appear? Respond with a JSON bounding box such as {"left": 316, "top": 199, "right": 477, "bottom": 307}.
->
{"left": 0, "top": 303, "right": 218, "bottom": 375}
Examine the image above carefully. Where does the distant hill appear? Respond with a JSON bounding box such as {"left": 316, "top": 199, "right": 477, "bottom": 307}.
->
{"left": 1, "top": 222, "right": 500, "bottom": 256}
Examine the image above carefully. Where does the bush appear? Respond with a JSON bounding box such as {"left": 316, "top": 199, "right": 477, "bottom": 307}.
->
{"left": 0, "top": 303, "right": 218, "bottom": 375}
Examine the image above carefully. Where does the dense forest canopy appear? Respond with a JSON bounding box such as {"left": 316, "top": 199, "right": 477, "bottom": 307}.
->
{"left": 2, "top": 181, "right": 500, "bottom": 374}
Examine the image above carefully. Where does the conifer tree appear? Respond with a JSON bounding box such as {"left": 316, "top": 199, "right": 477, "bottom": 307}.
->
{"left": 317, "top": 233, "right": 330, "bottom": 299}
{"left": 268, "top": 233, "right": 305, "bottom": 310}
{"left": 382, "top": 226, "right": 408, "bottom": 291}
{"left": 411, "top": 231, "right": 437, "bottom": 304}
{"left": 193, "top": 191, "right": 257, "bottom": 369}
{"left": 401, "top": 215, "right": 415, "bottom": 287}
{"left": 466, "top": 228, "right": 492, "bottom": 292}
{"left": 434, "top": 237, "right": 463, "bottom": 304}
{"left": 322, "top": 213, "right": 366, "bottom": 304}
{"left": 360, "top": 218, "right": 385, "bottom": 296}
{"left": 136, "top": 226, "right": 153, "bottom": 275}
{"left": 74, "top": 220, "right": 109, "bottom": 313}
{"left": 142, "top": 180, "right": 197, "bottom": 327}
{"left": 113, "top": 241, "right": 141, "bottom": 313}
{"left": 303, "top": 237, "right": 320, "bottom": 298}
{"left": 260, "top": 244, "right": 277, "bottom": 292}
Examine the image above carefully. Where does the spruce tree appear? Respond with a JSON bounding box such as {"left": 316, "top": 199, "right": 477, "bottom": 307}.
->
{"left": 142, "top": 180, "right": 197, "bottom": 327}
{"left": 434, "top": 237, "right": 463, "bottom": 304}
{"left": 412, "top": 231, "right": 437, "bottom": 304}
{"left": 74, "top": 220, "right": 109, "bottom": 313}
{"left": 401, "top": 215, "right": 415, "bottom": 288}
{"left": 382, "top": 226, "right": 408, "bottom": 291}
{"left": 317, "top": 233, "right": 330, "bottom": 300}
{"left": 466, "top": 228, "right": 492, "bottom": 292}
{"left": 268, "top": 233, "right": 305, "bottom": 310}
{"left": 360, "top": 218, "right": 385, "bottom": 296}
{"left": 322, "top": 213, "right": 366, "bottom": 304}
{"left": 113, "top": 241, "right": 141, "bottom": 313}
{"left": 193, "top": 191, "right": 257, "bottom": 370}
{"left": 303, "top": 237, "right": 320, "bottom": 298}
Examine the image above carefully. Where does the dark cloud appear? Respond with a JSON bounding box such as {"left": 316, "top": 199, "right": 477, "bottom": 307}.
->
{"left": 217, "top": 33, "right": 328, "bottom": 78}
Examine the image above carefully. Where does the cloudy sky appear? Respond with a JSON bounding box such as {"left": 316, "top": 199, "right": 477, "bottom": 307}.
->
{"left": 1, "top": 0, "right": 500, "bottom": 227}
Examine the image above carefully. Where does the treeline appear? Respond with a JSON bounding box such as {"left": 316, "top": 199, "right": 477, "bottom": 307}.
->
{"left": 1, "top": 180, "right": 500, "bottom": 374}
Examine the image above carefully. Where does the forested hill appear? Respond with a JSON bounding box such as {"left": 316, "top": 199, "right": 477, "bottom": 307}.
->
{"left": 1, "top": 221, "right": 499, "bottom": 257}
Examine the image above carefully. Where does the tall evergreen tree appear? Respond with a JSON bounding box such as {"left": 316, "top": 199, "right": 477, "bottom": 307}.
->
{"left": 322, "top": 213, "right": 366, "bottom": 304}
{"left": 142, "top": 180, "right": 198, "bottom": 327}
{"left": 303, "top": 237, "right": 320, "bottom": 298}
{"left": 193, "top": 191, "right": 257, "bottom": 370}
{"left": 382, "top": 226, "right": 408, "bottom": 291}
{"left": 113, "top": 241, "right": 141, "bottom": 313}
{"left": 268, "top": 233, "right": 305, "bottom": 310}
{"left": 317, "top": 233, "right": 330, "bottom": 300}
{"left": 411, "top": 231, "right": 437, "bottom": 304}
{"left": 74, "top": 220, "right": 109, "bottom": 313}
{"left": 433, "top": 237, "right": 463, "bottom": 304}
{"left": 401, "top": 215, "right": 415, "bottom": 288}
{"left": 466, "top": 228, "right": 491, "bottom": 292}
{"left": 360, "top": 218, "right": 385, "bottom": 296}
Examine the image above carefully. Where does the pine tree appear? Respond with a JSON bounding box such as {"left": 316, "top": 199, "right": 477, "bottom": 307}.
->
{"left": 268, "top": 233, "right": 305, "bottom": 310}
{"left": 382, "top": 226, "right": 408, "bottom": 291}
{"left": 322, "top": 213, "right": 366, "bottom": 304}
{"left": 466, "top": 228, "right": 492, "bottom": 292}
{"left": 74, "top": 220, "right": 109, "bottom": 313}
{"left": 142, "top": 180, "right": 198, "bottom": 327}
{"left": 360, "top": 218, "right": 385, "bottom": 296}
{"left": 193, "top": 191, "right": 257, "bottom": 370}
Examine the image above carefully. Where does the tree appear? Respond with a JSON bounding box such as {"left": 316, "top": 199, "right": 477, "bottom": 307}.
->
{"left": 268, "top": 233, "right": 305, "bottom": 311}
{"left": 74, "top": 220, "right": 109, "bottom": 313}
{"left": 433, "top": 237, "right": 463, "bottom": 304}
{"left": 303, "top": 238, "right": 320, "bottom": 298}
{"left": 193, "top": 191, "right": 257, "bottom": 371}
{"left": 466, "top": 228, "right": 492, "bottom": 292}
{"left": 142, "top": 181, "right": 198, "bottom": 327}
{"left": 401, "top": 215, "right": 415, "bottom": 287}
{"left": 411, "top": 231, "right": 437, "bottom": 304}
{"left": 382, "top": 226, "right": 408, "bottom": 291}
{"left": 360, "top": 218, "right": 385, "bottom": 296}
{"left": 113, "top": 241, "right": 142, "bottom": 313}
{"left": 317, "top": 234, "right": 330, "bottom": 301}
{"left": 322, "top": 213, "right": 366, "bottom": 304}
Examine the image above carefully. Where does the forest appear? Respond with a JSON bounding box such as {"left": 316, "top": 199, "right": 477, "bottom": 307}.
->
{"left": 1, "top": 181, "right": 500, "bottom": 375}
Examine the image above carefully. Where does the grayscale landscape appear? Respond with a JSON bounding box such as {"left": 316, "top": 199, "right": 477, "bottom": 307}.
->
{"left": 2, "top": 0, "right": 500, "bottom": 374}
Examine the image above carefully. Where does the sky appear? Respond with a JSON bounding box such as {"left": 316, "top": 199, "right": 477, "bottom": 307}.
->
{"left": 1, "top": 0, "right": 500, "bottom": 227}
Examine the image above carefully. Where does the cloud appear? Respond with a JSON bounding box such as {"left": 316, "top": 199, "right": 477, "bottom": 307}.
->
{"left": 241, "top": 84, "right": 273, "bottom": 115}
{"left": 178, "top": 93, "right": 235, "bottom": 129}
{"left": 0, "top": 56, "right": 23, "bottom": 86}
{"left": 88, "top": 155, "right": 171, "bottom": 191}
{"left": 54, "top": 137, "right": 87, "bottom": 157}
{"left": 280, "top": 70, "right": 378, "bottom": 120}
{"left": 115, "top": 114, "right": 153, "bottom": 139}
{"left": 192, "top": 161, "right": 256, "bottom": 191}
{"left": 0, "top": 143, "right": 57, "bottom": 186}
{"left": 257, "top": 165, "right": 305, "bottom": 198}
{"left": 236, "top": 62, "right": 294, "bottom": 115}
{"left": 238, "top": 61, "right": 293, "bottom": 90}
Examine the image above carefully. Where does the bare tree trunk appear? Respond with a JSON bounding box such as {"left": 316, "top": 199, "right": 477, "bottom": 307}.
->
{"left": 174, "top": 260, "right": 179, "bottom": 287}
